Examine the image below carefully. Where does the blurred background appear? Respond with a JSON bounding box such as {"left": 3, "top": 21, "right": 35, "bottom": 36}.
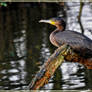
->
{"left": 0, "top": 2, "right": 92, "bottom": 90}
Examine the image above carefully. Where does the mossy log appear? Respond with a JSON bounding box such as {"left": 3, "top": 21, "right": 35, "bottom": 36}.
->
{"left": 27, "top": 44, "right": 92, "bottom": 90}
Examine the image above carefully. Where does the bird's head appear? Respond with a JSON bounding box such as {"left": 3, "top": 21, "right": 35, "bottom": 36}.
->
{"left": 39, "top": 17, "right": 66, "bottom": 30}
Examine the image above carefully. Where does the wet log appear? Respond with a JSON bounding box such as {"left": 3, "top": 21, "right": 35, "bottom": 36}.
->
{"left": 27, "top": 44, "right": 70, "bottom": 90}
{"left": 64, "top": 48, "right": 92, "bottom": 69}
{"left": 27, "top": 44, "right": 92, "bottom": 90}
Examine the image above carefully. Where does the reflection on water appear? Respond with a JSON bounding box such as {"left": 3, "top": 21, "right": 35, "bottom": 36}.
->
{"left": 61, "top": 62, "right": 86, "bottom": 89}
{"left": 0, "top": 3, "right": 92, "bottom": 90}
{"left": 14, "top": 29, "right": 26, "bottom": 57}
{"left": 40, "top": 29, "right": 51, "bottom": 62}
{"left": 67, "top": 3, "right": 92, "bottom": 39}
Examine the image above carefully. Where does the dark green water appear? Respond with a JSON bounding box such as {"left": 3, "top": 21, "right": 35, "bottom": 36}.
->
{"left": 0, "top": 2, "right": 92, "bottom": 90}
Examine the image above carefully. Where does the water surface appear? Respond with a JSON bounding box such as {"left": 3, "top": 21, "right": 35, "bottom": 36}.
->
{"left": 0, "top": 3, "right": 92, "bottom": 90}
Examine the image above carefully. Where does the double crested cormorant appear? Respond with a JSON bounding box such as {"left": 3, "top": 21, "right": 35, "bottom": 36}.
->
{"left": 39, "top": 17, "right": 92, "bottom": 58}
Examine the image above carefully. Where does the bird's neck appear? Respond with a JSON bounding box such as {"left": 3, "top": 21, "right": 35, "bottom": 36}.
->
{"left": 56, "top": 25, "right": 64, "bottom": 31}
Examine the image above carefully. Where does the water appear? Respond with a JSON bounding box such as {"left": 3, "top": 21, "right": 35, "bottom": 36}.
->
{"left": 0, "top": 2, "right": 92, "bottom": 90}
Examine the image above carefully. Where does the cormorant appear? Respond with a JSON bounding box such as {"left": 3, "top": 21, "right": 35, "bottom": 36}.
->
{"left": 39, "top": 17, "right": 92, "bottom": 58}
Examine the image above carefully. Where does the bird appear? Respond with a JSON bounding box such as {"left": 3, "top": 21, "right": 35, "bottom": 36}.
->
{"left": 39, "top": 17, "right": 92, "bottom": 59}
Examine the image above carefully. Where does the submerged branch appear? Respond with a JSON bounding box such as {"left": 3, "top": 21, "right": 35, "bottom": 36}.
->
{"left": 78, "top": 2, "right": 84, "bottom": 34}
{"left": 27, "top": 44, "right": 92, "bottom": 90}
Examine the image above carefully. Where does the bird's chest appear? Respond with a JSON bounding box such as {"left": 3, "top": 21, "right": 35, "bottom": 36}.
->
{"left": 50, "top": 32, "right": 60, "bottom": 47}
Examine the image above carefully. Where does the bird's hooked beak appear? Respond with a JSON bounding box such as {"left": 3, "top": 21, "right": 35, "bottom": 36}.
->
{"left": 39, "top": 19, "right": 56, "bottom": 25}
